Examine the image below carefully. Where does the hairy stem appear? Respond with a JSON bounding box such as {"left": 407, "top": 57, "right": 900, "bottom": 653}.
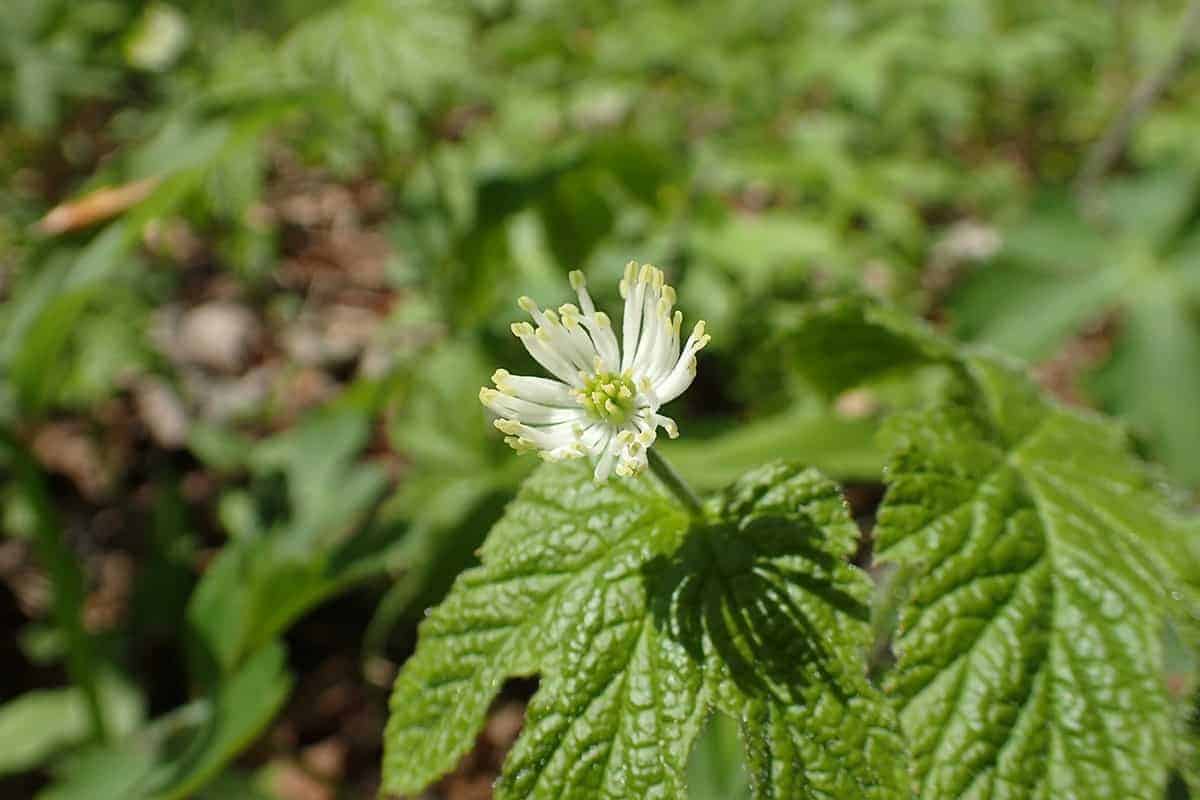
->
{"left": 647, "top": 448, "right": 704, "bottom": 517}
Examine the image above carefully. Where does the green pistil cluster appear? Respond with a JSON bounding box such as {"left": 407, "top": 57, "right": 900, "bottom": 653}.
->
{"left": 577, "top": 371, "right": 637, "bottom": 424}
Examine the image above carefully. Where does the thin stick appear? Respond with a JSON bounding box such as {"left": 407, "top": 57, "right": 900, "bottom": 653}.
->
{"left": 1077, "top": 0, "right": 1200, "bottom": 206}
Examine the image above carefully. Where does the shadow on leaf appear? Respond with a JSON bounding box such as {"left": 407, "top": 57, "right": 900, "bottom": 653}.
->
{"left": 644, "top": 512, "right": 869, "bottom": 706}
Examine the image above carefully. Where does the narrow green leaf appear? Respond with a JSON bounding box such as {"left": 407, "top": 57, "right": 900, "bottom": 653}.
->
{"left": 0, "top": 431, "right": 108, "bottom": 743}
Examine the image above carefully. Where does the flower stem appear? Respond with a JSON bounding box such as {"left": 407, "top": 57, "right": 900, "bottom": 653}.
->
{"left": 647, "top": 448, "right": 704, "bottom": 517}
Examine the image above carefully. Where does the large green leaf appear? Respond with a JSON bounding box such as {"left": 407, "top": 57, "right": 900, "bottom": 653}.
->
{"left": 877, "top": 355, "right": 1180, "bottom": 798}
{"left": 383, "top": 460, "right": 904, "bottom": 799}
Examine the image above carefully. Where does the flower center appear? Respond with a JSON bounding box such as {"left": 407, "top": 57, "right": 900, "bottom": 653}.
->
{"left": 577, "top": 371, "right": 638, "bottom": 424}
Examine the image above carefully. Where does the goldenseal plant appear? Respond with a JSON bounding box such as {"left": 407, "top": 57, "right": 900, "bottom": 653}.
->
{"left": 480, "top": 262, "right": 709, "bottom": 483}
{"left": 384, "top": 292, "right": 1197, "bottom": 800}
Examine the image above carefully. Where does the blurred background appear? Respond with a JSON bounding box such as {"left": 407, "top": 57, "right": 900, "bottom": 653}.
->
{"left": 2, "top": 0, "right": 1199, "bottom": 797}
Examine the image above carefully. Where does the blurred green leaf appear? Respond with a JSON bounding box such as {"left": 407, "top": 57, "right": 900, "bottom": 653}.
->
{"left": 277, "top": 0, "right": 472, "bottom": 114}
{"left": 661, "top": 403, "right": 884, "bottom": 487}
{"left": 780, "top": 297, "right": 955, "bottom": 397}
{"left": 950, "top": 174, "right": 1200, "bottom": 483}
{"left": 39, "top": 644, "right": 291, "bottom": 800}
{"left": 0, "top": 675, "right": 143, "bottom": 777}
{"left": 1090, "top": 281, "right": 1200, "bottom": 484}
{"left": 687, "top": 714, "right": 751, "bottom": 800}
{"left": 148, "top": 642, "right": 292, "bottom": 800}
{"left": 0, "top": 430, "right": 109, "bottom": 744}
{"left": 250, "top": 409, "right": 388, "bottom": 553}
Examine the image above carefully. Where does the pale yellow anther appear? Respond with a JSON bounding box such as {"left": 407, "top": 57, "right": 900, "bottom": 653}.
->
{"left": 672, "top": 311, "right": 682, "bottom": 336}
{"left": 518, "top": 296, "right": 538, "bottom": 312}
{"left": 618, "top": 385, "right": 632, "bottom": 399}
{"left": 594, "top": 311, "right": 611, "bottom": 328}
{"left": 544, "top": 309, "right": 561, "bottom": 326}
{"left": 661, "top": 285, "right": 676, "bottom": 306}
{"left": 495, "top": 419, "right": 521, "bottom": 435}
{"left": 624, "top": 261, "right": 638, "bottom": 283}
{"left": 657, "top": 297, "right": 671, "bottom": 318}
{"left": 592, "top": 390, "right": 606, "bottom": 406}
{"left": 692, "top": 320, "right": 706, "bottom": 339}
{"left": 535, "top": 327, "right": 550, "bottom": 342}
{"left": 604, "top": 398, "right": 621, "bottom": 416}
{"left": 569, "top": 270, "right": 587, "bottom": 290}
{"left": 511, "top": 322, "right": 534, "bottom": 337}
{"left": 602, "top": 382, "right": 617, "bottom": 395}
{"left": 637, "top": 430, "right": 654, "bottom": 445}
{"left": 617, "top": 430, "right": 635, "bottom": 445}
{"left": 479, "top": 387, "right": 499, "bottom": 404}
{"left": 618, "top": 279, "right": 628, "bottom": 299}
{"left": 638, "top": 263, "right": 653, "bottom": 283}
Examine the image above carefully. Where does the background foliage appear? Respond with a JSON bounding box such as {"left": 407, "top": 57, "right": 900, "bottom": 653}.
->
{"left": 1, "top": 0, "right": 1199, "bottom": 797}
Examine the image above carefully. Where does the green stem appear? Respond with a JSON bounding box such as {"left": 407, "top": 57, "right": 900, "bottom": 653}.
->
{"left": 647, "top": 448, "right": 704, "bottom": 518}
{"left": 1, "top": 432, "right": 108, "bottom": 744}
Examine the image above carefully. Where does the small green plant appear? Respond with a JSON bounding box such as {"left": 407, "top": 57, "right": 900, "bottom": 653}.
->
{"left": 382, "top": 270, "right": 1197, "bottom": 798}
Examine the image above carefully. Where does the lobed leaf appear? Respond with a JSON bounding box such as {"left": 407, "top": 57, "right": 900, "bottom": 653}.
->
{"left": 877, "top": 355, "right": 1181, "bottom": 799}
{"left": 383, "top": 460, "right": 905, "bottom": 799}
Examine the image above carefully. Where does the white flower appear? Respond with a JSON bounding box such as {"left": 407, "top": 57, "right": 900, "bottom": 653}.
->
{"left": 480, "top": 261, "right": 710, "bottom": 481}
